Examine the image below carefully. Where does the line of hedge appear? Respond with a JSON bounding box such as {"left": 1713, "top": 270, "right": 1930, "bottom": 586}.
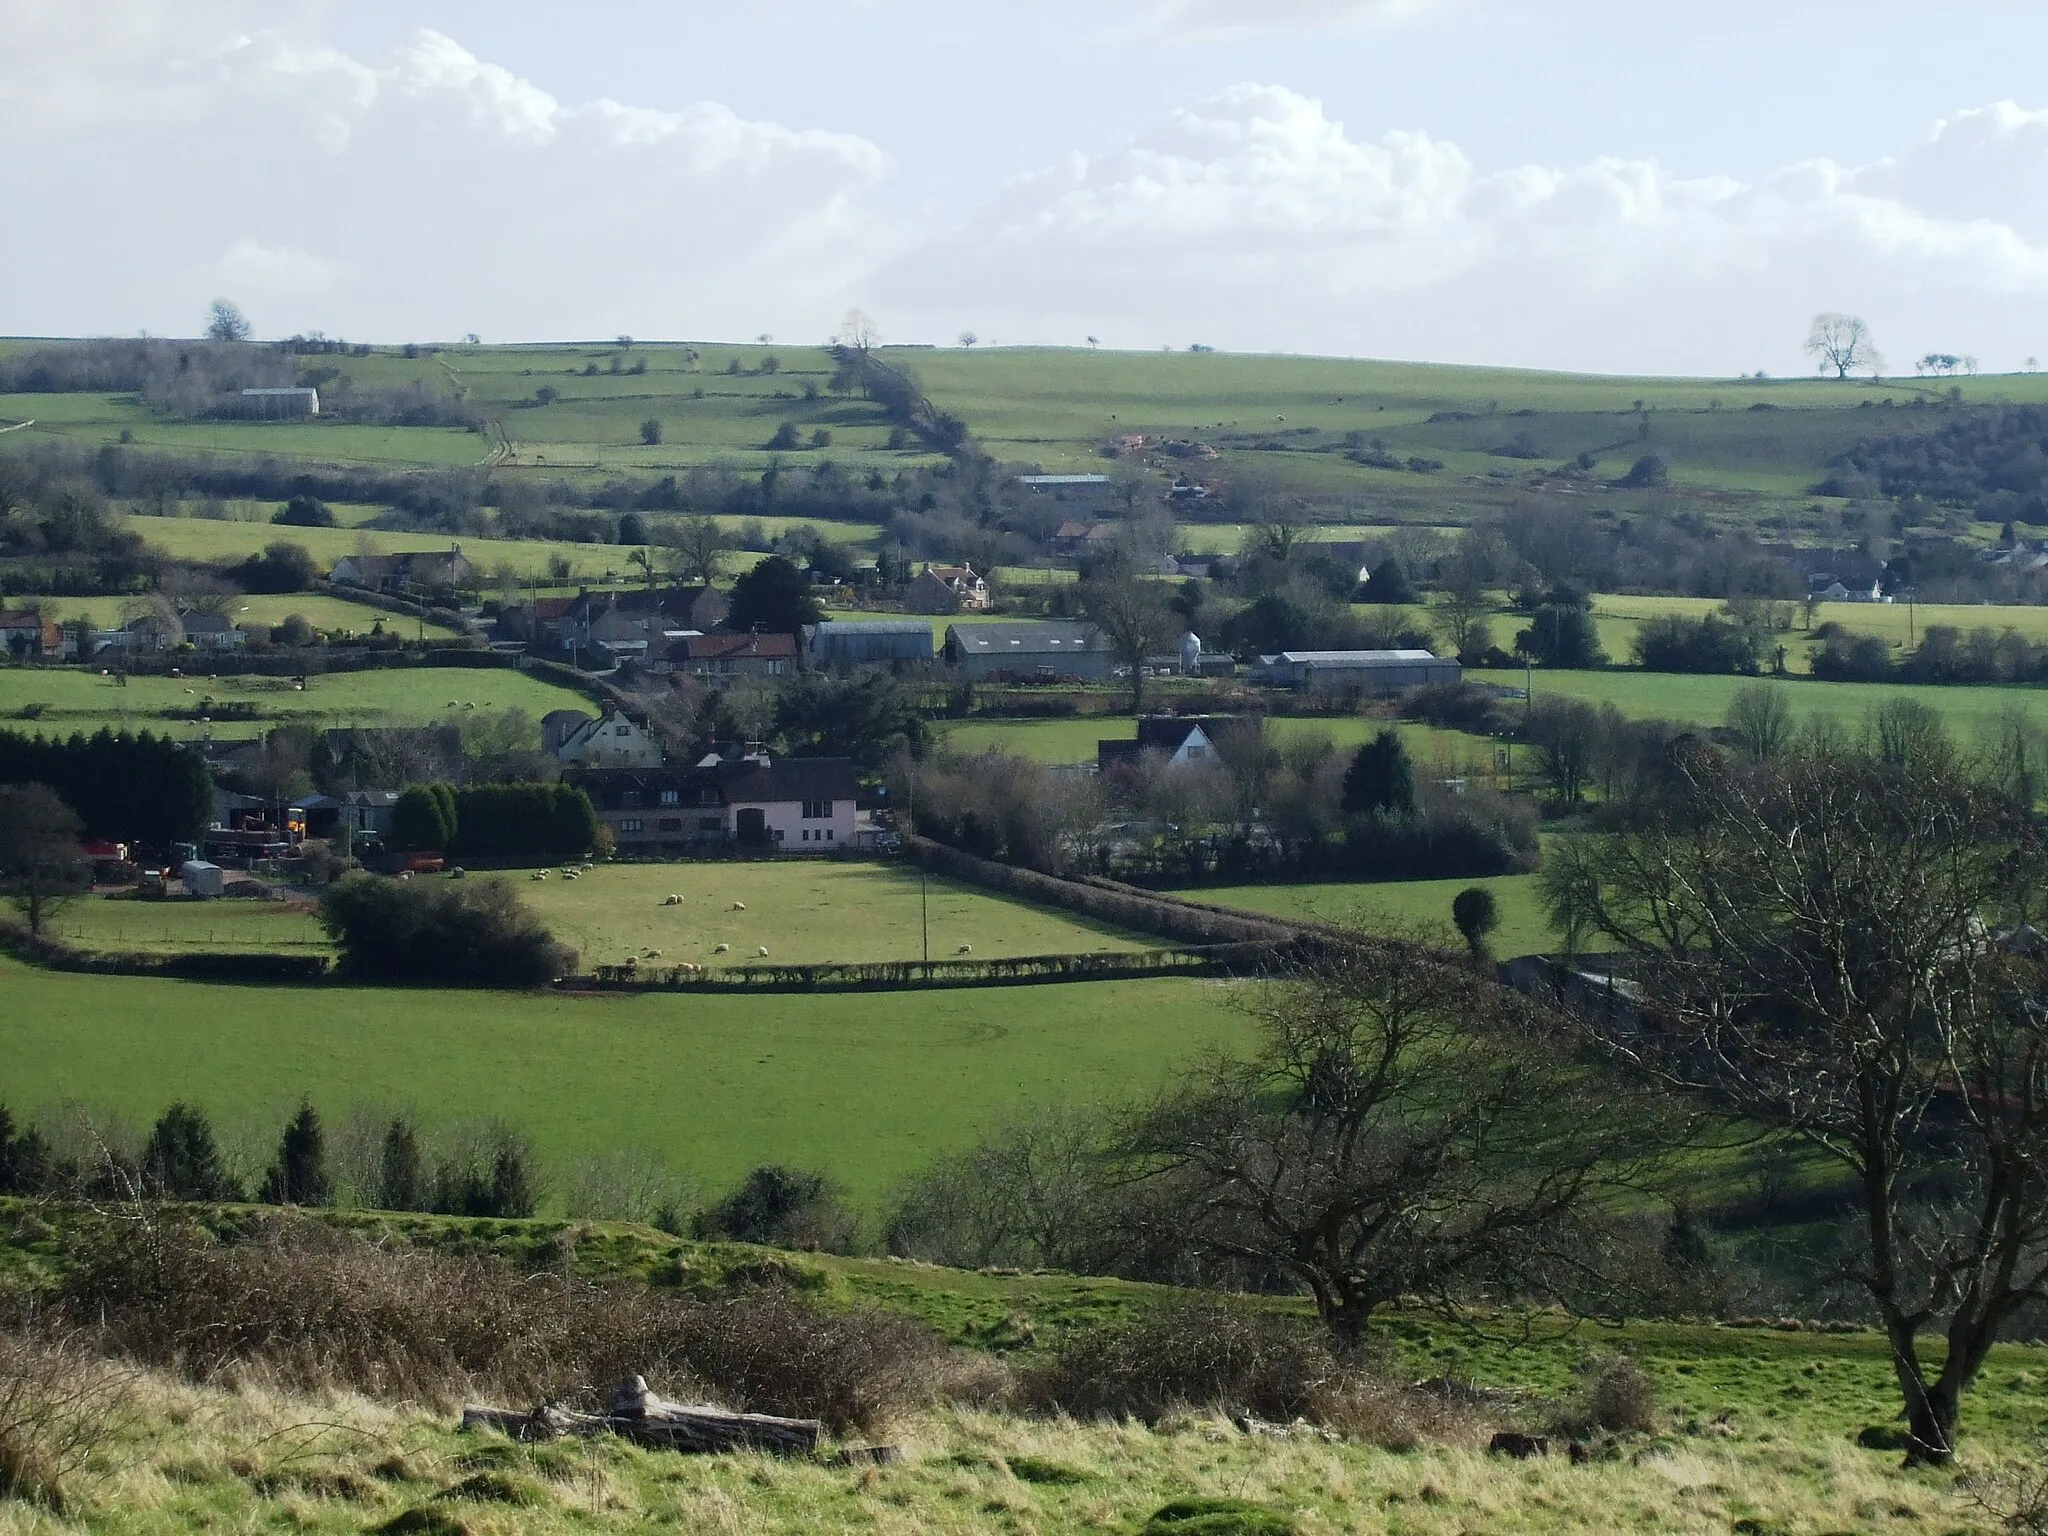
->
{"left": 581, "top": 940, "right": 1298, "bottom": 993}
{"left": 905, "top": 836, "right": 1302, "bottom": 947}
{"left": 0, "top": 921, "right": 331, "bottom": 983}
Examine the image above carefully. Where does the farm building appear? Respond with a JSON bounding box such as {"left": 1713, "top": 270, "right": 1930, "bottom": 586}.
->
{"left": 722, "top": 756, "right": 860, "bottom": 851}
{"left": 672, "top": 631, "right": 797, "bottom": 679}
{"left": 1252, "top": 649, "right": 1460, "bottom": 691}
{"left": 238, "top": 387, "right": 320, "bottom": 417}
{"left": 572, "top": 766, "right": 728, "bottom": 856}
{"left": 179, "top": 611, "right": 247, "bottom": 652}
{"left": 945, "top": 620, "right": 1113, "bottom": 682}
{"left": 804, "top": 620, "right": 934, "bottom": 667}
{"left": 904, "top": 562, "right": 992, "bottom": 615}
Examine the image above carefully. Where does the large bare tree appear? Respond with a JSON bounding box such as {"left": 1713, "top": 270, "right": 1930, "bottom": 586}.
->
{"left": 665, "top": 516, "right": 730, "bottom": 590}
{"left": 1118, "top": 940, "right": 1672, "bottom": 1347}
{"left": 1545, "top": 743, "right": 2048, "bottom": 1463}
{"left": 1806, "top": 312, "right": 1883, "bottom": 379}
{"left": 1079, "top": 573, "right": 1177, "bottom": 716}
{"left": 0, "top": 783, "right": 88, "bottom": 938}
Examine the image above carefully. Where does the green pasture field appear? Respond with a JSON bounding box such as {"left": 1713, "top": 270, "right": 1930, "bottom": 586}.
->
{"left": 123, "top": 513, "right": 640, "bottom": 583}
{"left": 1585, "top": 591, "right": 2048, "bottom": 666}
{"left": 0, "top": 665, "right": 592, "bottom": 741}
{"left": 938, "top": 713, "right": 1493, "bottom": 771}
{"left": 1482, "top": 666, "right": 2048, "bottom": 737}
{"left": 1205, "top": 871, "right": 1553, "bottom": 955}
{"left": 0, "top": 958, "right": 1246, "bottom": 1204}
{"left": 9, "top": 591, "right": 460, "bottom": 639}
{"left": 506, "top": 860, "right": 1151, "bottom": 970}
{"left": 46, "top": 894, "right": 330, "bottom": 956}
{"left": 0, "top": 390, "right": 485, "bottom": 466}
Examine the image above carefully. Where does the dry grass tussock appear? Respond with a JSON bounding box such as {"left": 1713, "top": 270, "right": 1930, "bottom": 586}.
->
{"left": 51, "top": 1213, "right": 940, "bottom": 1434}
{"left": 0, "top": 1327, "right": 136, "bottom": 1513}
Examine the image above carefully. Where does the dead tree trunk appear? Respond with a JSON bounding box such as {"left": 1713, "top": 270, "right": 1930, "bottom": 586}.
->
{"left": 460, "top": 1375, "right": 822, "bottom": 1458}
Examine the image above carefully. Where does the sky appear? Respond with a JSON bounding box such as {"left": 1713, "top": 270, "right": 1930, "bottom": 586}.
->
{"left": 6, "top": 0, "right": 2048, "bottom": 376}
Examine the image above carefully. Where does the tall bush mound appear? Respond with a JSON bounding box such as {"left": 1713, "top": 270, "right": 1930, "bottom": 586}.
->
{"left": 319, "top": 874, "right": 574, "bottom": 986}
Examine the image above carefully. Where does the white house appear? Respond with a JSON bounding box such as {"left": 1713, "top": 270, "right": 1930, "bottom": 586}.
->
{"left": 721, "top": 756, "right": 859, "bottom": 850}
{"left": 551, "top": 708, "right": 665, "bottom": 769}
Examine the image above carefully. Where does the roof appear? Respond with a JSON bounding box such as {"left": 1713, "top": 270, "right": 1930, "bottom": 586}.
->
{"left": 179, "top": 611, "right": 238, "bottom": 633}
{"left": 680, "top": 632, "right": 797, "bottom": 661}
{"left": 1273, "top": 649, "right": 1446, "bottom": 667}
{"left": 241, "top": 387, "right": 318, "bottom": 397}
{"left": 1053, "top": 520, "right": 1094, "bottom": 539}
{"left": 808, "top": 620, "right": 933, "bottom": 635}
{"left": 722, "top": 756, "right": 861, "bottom": 805}
{"left": 1019, "top": 474, "right": 1110, "bottom": 486}
{"left": 949, "top": 621, "right": 1102, "bottom": 655}
{"left": 0, "top": 610, "right": 44, "bottom": 629}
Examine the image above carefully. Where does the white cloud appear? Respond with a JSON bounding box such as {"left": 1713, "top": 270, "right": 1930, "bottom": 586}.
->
{"left": 1132, "top": 0, "right": 1469, "bottom": 39}
{"left": 0, "top": 22, "right": 891, "bottom": 342}
{"left": 872, "top": 85, "right": 2048, "bottom": 373}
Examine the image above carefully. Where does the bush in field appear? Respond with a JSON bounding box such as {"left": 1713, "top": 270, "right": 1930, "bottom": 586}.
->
{"left": 1021, "top": 1297, "right": 1336, "bottom": 1424}
{"left": 56, "top": 1218, "right": 935, "bottom": 1432}
{"left": 319, "top": 873, "right": 575, "bottom": 986}
{"left": 259, "top": 1102, "right": 332, "bottom": 1207}
{"left": 693, "top": 1166, "right": 857, "bottom": 1254}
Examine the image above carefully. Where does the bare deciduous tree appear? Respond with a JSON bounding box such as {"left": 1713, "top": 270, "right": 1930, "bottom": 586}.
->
{"left": 1118, "top": 941, "right": 1670, "bottom": 1347}
{"left": 0, "top": 783, "right": 88, "bottom": 938}
{"left": 666, "top": 516, "right": 731, "bottom": 589}
{"left": 1079, "top": 572, "right": 1177, "bottom": 716}
{"left": 1544, "top": 744, "right": 2048, "bottom": 1463}
{"left": 1806, "top": 312, "right": 1883, "bottom": 379}
{"left": 205, "top": 298, "right": 252, "bottom": 343}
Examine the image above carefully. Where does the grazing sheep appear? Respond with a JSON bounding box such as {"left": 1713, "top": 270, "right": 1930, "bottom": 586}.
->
{"left": 531, "top": 871, "right": 547, "bottom": 881}
{"left": 731, "top": 900, "right": 747, "bottom": 912}
{"left": 564, "top": 872, "right": 579, "bottom": 881}
{"left": 663, "top": 894, "right": 682, "bottom": 906}
{"left": 957, "top": 944, "right": 973, "bottom": 955}
{"left": 756, "top": 946, "right": 770, "bottom": 958}
{"left": 644, "top": 949, "right": 662, "bottom": 959}
{"left": 713, "top": 943, "right": 730, "bottom": 954}
{"left": 624, "top": 956, "right": 638, "bottom": 969}
{"left": 397, "top": 870, "right": 413, "bottom": 881}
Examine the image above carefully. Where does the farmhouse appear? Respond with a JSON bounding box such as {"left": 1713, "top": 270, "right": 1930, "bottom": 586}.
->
{"left": 672, "top": 631, "right": 797, "bottom": 679}
{"left": 329, "top": 548, "right": 480, "bottom": 595}
{"left": 1098, "top": 716, "right": 1232, "bottom": 775}
{"left": 179, "top": 611, "right": 247, "bottom": 652}
{"left": 946, "top": 620, "right": 1112, "bottom": 682}
{"left": 1253, "top": 649, "right": 1460, "bottom": 691}
{"left": 570, "top": 754, "right": 859, "bottom": 856}
{"left": 904, "top": 562, "right": 992, "bottom": 615}
{"left": 804, "top": 619, "right": 934, "bottom": 667}
{"left": 0, "top": 609, "right": 65, "bottom": 660}
{"left": 550, "top": 708, "right": 665, "bottom": 769}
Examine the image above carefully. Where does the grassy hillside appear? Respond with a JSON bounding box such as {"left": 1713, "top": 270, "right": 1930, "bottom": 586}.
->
{"left": 0, "top": 665, "right": 593, "bottom": 741}
{"left": 0, "top": 960, "right": 1247, "bottom": 1204}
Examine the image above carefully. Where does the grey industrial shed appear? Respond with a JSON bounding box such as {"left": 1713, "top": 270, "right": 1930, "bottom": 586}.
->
{"left": 804, "top": 620, "right": 935, "bottom": 666}
{"left": 1253, "top": 649, "right": 1461, "bottom": 691}
{"left": 945, "top": 621, "right": 1114, "bottom": 682}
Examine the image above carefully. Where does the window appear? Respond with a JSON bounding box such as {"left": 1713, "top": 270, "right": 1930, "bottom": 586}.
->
{"left": 801, "top": 799, "right": 834, "bottom": 820}
{"left": 614, "top": 724, "right": 631, "bottom": 736}
{"left": 619, "top": 818, "right": 645, "bottom": 833}
{"left": 801, "top": 829, "right": 810, "bottom": 842}
{"left": 622, "top": 791, "right": 642, "bottom": 808}
{"left": 659, "top": 789, "right": 679, "bottom": 806}
{"left": 773, "top": 828, "right": 784, "bottom": 843}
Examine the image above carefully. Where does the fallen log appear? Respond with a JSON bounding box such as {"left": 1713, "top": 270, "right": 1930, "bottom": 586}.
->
{"left": 459, "top": 1375, "right": 822, "bottom": 1458}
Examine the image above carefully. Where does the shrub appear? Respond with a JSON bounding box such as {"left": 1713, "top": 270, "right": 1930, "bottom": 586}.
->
{"left": 319, "top": 874, "right": 576, "bottom": 987}
{"left": 56, "top": 1218, "right": 933, "bottom": 1432}
{"left": 693, "top": 1166, "right": 857, "bottom": 1253}
{"left": 0, "top": 1328, "right": 130, "bottom": 1513}
{"left": 140, "top": 1103, "right": 241, "bottom": 1201}
{"left": 1142, "top": 1499, "right": 1297, "bottom": 1536}
{"left": 1451, "top": 886, "right": 1499, "bottom": 958}
{"left": 258, "top": 1102, "right": 332, "bottom": 1207}
{"left": 272, "top": 494, "right": 337, "bottom": 528}
{"left": 1021, "top": 1298, "right": 1336, "bottom": 1424}
{"left": 1553, "top": 1354, "right": 1659, "bottom": 1438}
{"left": 450, "top": 783, "right": 596, "bottom": 864}
{"left": 430, "top": 1123, "right": 541, "bottom": 1219}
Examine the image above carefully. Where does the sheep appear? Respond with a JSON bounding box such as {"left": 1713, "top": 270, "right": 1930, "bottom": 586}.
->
{"left": 713, "top": 943, "right": 731, "bottom": 954}
{"left": 756, "top": 946, "right": 770, "bottom": 958}
{"left": 531, "top": 871, "right": 547, "bottom": 881}
{"left": 644, "top": 949, "right": 662, "bottom": 959}
{"left": 564, "top": 871, "right": 579, "bottom": 881}
{"left": 957, "top": 943, "right": 973, "bottom": 955}
{"left": 730, "top": 901, "right": 747, "bottom": 912}
{"left": 663, "top": 894, "right": 683, "bottom": 906}
{"left": 397, "top": 870, "right": 414, "bottom": 881}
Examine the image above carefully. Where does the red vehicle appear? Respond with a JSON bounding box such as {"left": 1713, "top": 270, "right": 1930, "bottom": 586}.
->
{"left": 405, "top": 854, "right": 445, "bottom": 874}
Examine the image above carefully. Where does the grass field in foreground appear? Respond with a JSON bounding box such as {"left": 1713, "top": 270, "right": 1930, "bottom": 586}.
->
{"left": 0, "top": 665, "right": 592, "bottom": 740}
{"left": 1477, "top": 667, "right": 2048, "bottom": 737}
{"left": 514, "top": 860, "right": 1149, "bottom": 969}
{"left": 0, "top": 961, "right": 1245, "bottom": 1203}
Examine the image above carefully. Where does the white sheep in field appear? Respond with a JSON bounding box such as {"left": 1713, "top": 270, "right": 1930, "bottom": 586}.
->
{"left": 730, "top": 900, "right": 747, "bottom": 912}
{"left": 957, "top": 943, "right": 973, "bottom": 955}
{"left": 623, "top": 955, "right": 639, "bottom": 968}
{"left": 564, "top": 872, "right": 579, "bottom": 881}
{"left": 531, "top": 871, "right": 547, "bottom": 881}
{"left": 756, "top": 946, "right": 770, "bottom": 958}
{"left": 644, "top": 949, "right": 662, "bottom": 959}
{"left": 397, "top": 870, "right": 414, "bottom": 881}
{"left": 663, "top": 894, "right": 683, "bottom": 906}
{"left": 713, "top": 943, "right": 730, "bottom": 955}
